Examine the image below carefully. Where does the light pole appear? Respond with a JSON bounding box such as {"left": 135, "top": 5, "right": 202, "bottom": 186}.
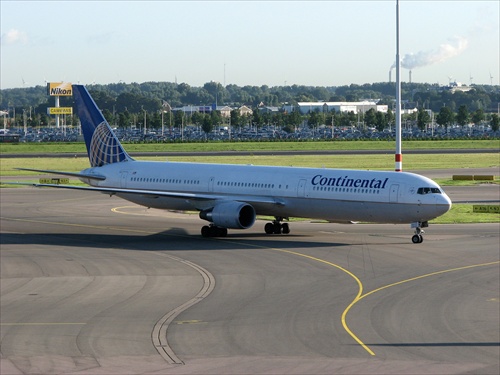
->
{"left": 162, "top": 101, "right": 172, "bottom": 138}
{"left": 22, "top": 109, "right": 27, "bottom": 135}
{"left": 0, "top": 110, "right": 8, "bottom": 132}
{"left": 161, "top": 109, "right": 164, "bottom": 137}
{"left": 142, "top": 107, "right": 147, "bottom": 135}
{"left": 331, "top": 114, "right": 334, "bottom": 139}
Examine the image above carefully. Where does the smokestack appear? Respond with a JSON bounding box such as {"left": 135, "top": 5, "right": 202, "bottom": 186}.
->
{"left": 389, "top": 69, "right": 392, "bottom": 83}
{"left": 409, "top": 70, "right": 412, "bottom": 83}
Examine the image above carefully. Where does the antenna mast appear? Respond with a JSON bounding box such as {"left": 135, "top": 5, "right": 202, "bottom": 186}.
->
{"left": 395, "top": 0, "right": 402, "bottom": 172}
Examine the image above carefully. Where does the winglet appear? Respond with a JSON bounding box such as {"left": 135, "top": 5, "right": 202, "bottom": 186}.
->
{"left": 73, "top": 85, "right": 133, "bottom": 167}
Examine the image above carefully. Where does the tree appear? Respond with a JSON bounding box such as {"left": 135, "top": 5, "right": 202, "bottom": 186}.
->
{"left": 364, "top": 108, "right": 377, "bottom": 128}
{"left": 375, "top": 111, "right": 387, "bottom": 131}
{"left": 203, "top": 81, "right": 227, "bottom": 105}
{"left": 338, "top": 111, "right": 356, "bottom": 128}
{"left": 471, "top": 108, "right": 485, "bottom": 125}
{"left": 436, "top": 106, "right": 454, "bottom": 129}
{"left": 345, "top": 93, "right": 359, "bottom": 102}
{"left": 308, "top": 109, "right": 322, "bottom": 127}
{"left": 416, "top": 108, "right": 430, "bottom": 130}
{"left": 102, "top": 109, "right": 113, "bottom": 124}
{"left": 88, "top": 89, "right": 116, "bottom": 112}
{"left": 273, "top": 112, "right": 286, "bottom": 129}
{"left": 286, "top": 110, "right": 303, "bottom": 130}
{"left": 118, "top": 111, "right": 131, "bottom": 128}
{"left": 230, "top": 109, "right": 241, "bottom": 129}
{"left": 252, "top": 109, "right": 263, "bottom": 128}
{"left": 329, "top": 94, "right": 346, "bottom": 102}
{"left": 191, "top": 111, "right": 204, "bottom": 127}
{"left": 39, "top": 113, "right": 49, "bottom": 127}
{"left": 173, "top": 110, "right": 184, "bottom": 128}
{"left": 201, "top": 115, "right": 213, "bottom": 134}
{"left": 210, "top": 110, "right": 222, "bottom": 130}
{"left": 386, "top": 108, "right": 394, "bottom": 127}
{"left": 116, "top": 92, "right": 142, "bottom": 113}
{"left": 456, "top": 104, "right": 469, "bottom": 127}
{"left": 491, "top": 114, "right": 499, "bottom": 132}
{"left": 261, "top": 111, "right": 272, "bottom": 126}
{"left": 150, "top": 112, "right": 162, "bottom": 129}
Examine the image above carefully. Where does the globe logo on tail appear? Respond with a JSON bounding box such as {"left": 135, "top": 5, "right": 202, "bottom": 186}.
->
{"left": 89, "top": 122, "right": 129, "bottom": 167}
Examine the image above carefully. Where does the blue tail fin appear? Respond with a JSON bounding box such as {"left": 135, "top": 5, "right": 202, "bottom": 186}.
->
{"left": 73, "top": 85, "right": 133, "bottom": 167}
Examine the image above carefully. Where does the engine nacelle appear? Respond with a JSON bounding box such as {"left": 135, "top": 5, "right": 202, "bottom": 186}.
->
{"left": 199, "top": 201, "right": 256, "bottom": 229}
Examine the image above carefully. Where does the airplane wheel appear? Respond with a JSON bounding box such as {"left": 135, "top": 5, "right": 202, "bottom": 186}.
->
{"left": 265, "top": 223, "right": 274, "bottom": 234}
{"left": 282, "top": 223, "right": 290, "bottom": 234}
{"left": 202, "top": 226, "right": 228, "bottom": 237}
{"left": 201, "top": 226, "right": 211, "bottom": 237}
{"left": 273, "top": 223, "right": 282, "bottom": 234}
{"left": 412, "top": 234, "right": 423, "bottom": 244}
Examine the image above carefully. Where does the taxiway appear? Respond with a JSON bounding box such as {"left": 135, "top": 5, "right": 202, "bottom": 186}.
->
{"left": 1, "top": 188, "right": 498, "bottom": 374}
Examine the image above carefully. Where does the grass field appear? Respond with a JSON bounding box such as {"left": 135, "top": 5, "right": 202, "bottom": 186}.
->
{"left": 0, "top": 139, "right": 499, "bottom": 154}
{"left": 431, "top": 204, "right": 499, "bottom": 224}
{"left": 1, "top": 153, "right": 498, "bottom": 176}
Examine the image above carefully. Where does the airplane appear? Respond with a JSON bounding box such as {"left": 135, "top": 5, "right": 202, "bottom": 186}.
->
{"left": 18, "top": 85, "right": 451, "bottom": 243}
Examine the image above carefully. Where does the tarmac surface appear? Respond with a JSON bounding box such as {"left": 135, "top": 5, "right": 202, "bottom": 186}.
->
{"left": 1, "top": 182, "right": 499, "bottom": 374}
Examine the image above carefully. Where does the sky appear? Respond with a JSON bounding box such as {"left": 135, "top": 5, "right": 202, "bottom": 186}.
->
{"left": 1, "top": 0, "right": 499, "bottom": 90}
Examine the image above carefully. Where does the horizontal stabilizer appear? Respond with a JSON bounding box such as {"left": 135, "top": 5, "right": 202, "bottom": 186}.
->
{"left": 7, "top": 181, "right": 281, "bottom": 207}
{"left": 15, "top": 168, "right": 106, "bottom": 181}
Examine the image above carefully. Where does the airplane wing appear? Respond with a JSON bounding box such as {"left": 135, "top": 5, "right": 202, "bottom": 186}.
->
{"left": 10, "top": 181, "right": 282, "bottom": 206}
{"left": 15, "top": 168, "right": 106, "bottom": 181}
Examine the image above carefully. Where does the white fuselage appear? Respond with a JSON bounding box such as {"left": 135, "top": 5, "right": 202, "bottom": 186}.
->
{"left": 81, "top": 160, "right": 451, "bottom": 225}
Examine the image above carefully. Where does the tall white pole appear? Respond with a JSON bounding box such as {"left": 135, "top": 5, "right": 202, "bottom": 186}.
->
{"left": 55, "top": 96, "right": 60, "bottom": 128}
{"left": 395, "top": 0, "right": 402, "bottom": 172}
{"left": 161, "top": 110, "right": 164, "bottom": 137}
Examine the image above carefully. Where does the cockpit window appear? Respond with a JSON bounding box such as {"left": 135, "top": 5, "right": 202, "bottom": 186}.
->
{"left": 417, "top": 187, "right": 441, "bottom": 195}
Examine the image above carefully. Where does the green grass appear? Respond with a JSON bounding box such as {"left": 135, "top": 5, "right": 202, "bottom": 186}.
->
{"left": 3, "top": 153, "right": 497, "bottom": 176}
{"left": 1, "top": 139, "right": 499, "bottom": 154}
{"left": 434, "top": 179, "right": 499, "bottom": 186}
{"left": 431, "top": 204, "right": 499, "bottom": 224}
{"left": 161, "top": 153, "right": 499, "bottom": 170}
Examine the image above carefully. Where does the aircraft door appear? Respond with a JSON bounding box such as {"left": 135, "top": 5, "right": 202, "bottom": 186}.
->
{"left": 389, "top": 184, "right": 399, "bottom": 203}
{"left": 120, "top": 171, "right": 128, "bottom": 188}
{"left": 297, "top": 179, "right": 307, "bottom": 197}
{"left": 209, "top": 177, "right": 215, "bottom": 192}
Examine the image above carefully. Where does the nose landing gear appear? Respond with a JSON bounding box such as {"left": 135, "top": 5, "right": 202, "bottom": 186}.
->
{"left": 411, "top": 221, "right": 428, "bottom": 244}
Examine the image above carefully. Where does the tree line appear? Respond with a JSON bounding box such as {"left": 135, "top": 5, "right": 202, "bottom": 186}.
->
{"left": 1, "top": 81, "right": 499, "bottom": 131}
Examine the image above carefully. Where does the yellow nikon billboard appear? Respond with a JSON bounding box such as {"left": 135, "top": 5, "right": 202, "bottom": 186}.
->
{"left": 47, "top": 107, "right": 73, "bottom": 115}
{"left": 47, "top": 82, "right": 73, "bottom": 96}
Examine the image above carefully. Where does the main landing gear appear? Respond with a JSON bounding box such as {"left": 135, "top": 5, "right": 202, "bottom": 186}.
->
{"left": 264, "top": 217, "right": 290, "bottom": 235}
{"left": 201, "top": 225, "right": 228, "bottom": 238}
{"left": 411, "top": 221, "right": 428, "bottom": 244}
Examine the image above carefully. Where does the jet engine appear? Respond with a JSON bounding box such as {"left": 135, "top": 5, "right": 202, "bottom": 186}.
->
{"left": 199, "top": 201, "right": 256, "bottom": 229}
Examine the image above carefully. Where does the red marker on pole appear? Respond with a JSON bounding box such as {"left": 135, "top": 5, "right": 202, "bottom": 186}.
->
{"left": 395, "top": 0, "right": 402, "bottom": 172}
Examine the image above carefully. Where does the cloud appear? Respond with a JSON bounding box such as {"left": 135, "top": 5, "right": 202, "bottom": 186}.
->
{"left": 391, "top": 36, "right": 468, "bottom": 70}
{"left": 86, "top": 32, "right": 115, "bottom": 45}
{"left": 1, "top": 29, "right": 28, "bottom": 45}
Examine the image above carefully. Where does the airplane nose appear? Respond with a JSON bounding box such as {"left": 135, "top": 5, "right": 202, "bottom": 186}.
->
{"left": 436, "top": 193, "right": 452, "bottom": 215}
